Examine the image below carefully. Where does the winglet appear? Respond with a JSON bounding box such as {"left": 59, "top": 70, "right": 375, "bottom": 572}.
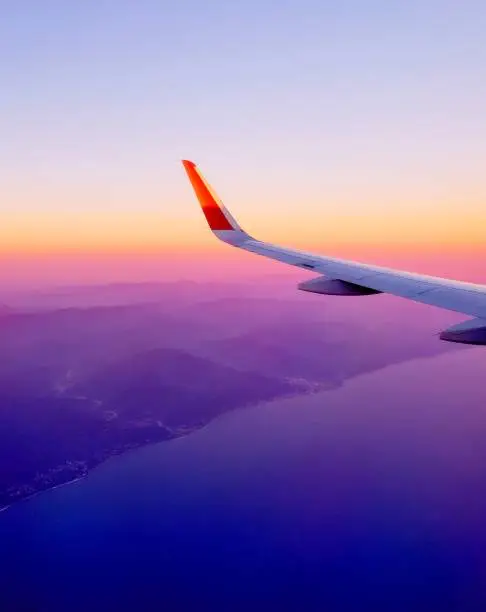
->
{"left": 182, "top": 160, "right": 245, "bottom": 234}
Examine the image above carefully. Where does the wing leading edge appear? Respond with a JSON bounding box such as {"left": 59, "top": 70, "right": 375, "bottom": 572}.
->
{"left": 182, "top": 160, "right": 486, "bottom": 344}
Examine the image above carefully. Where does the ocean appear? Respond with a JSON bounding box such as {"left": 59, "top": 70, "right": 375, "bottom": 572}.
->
{"left": 1, "top": 349, "right": 485, "bottom": 611}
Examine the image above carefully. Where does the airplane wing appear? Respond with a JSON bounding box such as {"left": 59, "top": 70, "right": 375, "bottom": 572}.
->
{"left": 182, "top": 159, "right": 486, "bottom": 344}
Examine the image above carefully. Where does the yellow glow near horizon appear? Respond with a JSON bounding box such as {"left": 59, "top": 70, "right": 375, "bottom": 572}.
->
{"left": 1, "top": 205, "right": 484, "bottom": 257}
{"left": 2, "top": 166, "right": 485, "bottom": 260}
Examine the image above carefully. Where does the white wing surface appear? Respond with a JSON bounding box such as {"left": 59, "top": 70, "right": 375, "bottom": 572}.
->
{"left": 182, "top": 160, "right": 486, "bottom": 344}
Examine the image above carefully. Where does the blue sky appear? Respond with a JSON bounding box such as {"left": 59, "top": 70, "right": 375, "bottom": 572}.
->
{"left": 1, "top": 0, "right": 485, "bottom": 257}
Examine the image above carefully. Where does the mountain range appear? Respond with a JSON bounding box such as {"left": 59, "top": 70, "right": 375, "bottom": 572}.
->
{"left": 0, "top": 282, "right": 465, "bottom": 509}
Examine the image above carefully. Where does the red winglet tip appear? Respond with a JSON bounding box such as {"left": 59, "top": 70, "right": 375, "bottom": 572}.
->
{"left": 182, "top": 160, "right": 234, "bottom": 231}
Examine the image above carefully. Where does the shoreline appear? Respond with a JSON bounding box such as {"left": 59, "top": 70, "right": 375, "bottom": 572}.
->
{"left": 0, "top": 424, "right": 205, "bottom": 516}
{"left": 0, "top": 357, "right": 438, "bottom": 516}
{"left": 0, "top": 475, "right": 87, "bottom": 515}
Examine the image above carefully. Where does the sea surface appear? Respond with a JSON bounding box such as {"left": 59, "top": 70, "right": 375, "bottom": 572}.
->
{"left": 1, "top": 349, "right": 485, "bottom": 611}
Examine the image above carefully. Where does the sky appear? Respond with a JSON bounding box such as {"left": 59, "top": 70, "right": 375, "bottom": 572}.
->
{"left": 1, "top": 0, "right": 485, "bottom": 285}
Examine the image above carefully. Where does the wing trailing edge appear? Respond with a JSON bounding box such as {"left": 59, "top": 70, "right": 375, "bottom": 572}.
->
{"left": 182, "top": 159, "right": 486, "bottom": 344}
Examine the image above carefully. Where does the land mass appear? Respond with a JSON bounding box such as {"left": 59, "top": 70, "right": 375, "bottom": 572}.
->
{"left": 0, "top": 347, "right": 300, "bottom": 510}
{"left": 0, "top": 284, "right": 463, "bottom": 510}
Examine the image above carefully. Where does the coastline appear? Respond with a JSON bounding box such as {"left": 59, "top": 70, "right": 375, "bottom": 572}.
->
{"left": 0, "top": 362, "right": 433, "bottom": 515}
{"left": 0, "top": 475, "right": 87, "bottom": 515}
{"left": 0, "top": 422, "right": 209, "bottom": 515}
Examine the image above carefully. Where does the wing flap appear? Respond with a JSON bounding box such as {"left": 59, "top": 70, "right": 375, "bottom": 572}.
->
{"left": 409, "top": 287, "right": 486, "bottom": 319}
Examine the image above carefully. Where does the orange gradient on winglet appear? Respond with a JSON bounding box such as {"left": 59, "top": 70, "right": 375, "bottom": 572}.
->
{"left": 182, "top": 160, "right": 234, "bottom": 231}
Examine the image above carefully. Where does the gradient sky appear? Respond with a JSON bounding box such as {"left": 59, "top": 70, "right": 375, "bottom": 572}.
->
{"left": 1, "top": 1, "right": 485, "bottom": 284}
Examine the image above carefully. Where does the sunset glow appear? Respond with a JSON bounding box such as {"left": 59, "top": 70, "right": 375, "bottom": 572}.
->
{"left": 1, "top": 2, "right": 485, "bottom": 287}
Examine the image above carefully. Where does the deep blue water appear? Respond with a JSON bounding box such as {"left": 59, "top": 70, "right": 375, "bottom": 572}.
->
{"left": 1, "top": 350, "right": 486, "bottom": 611}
